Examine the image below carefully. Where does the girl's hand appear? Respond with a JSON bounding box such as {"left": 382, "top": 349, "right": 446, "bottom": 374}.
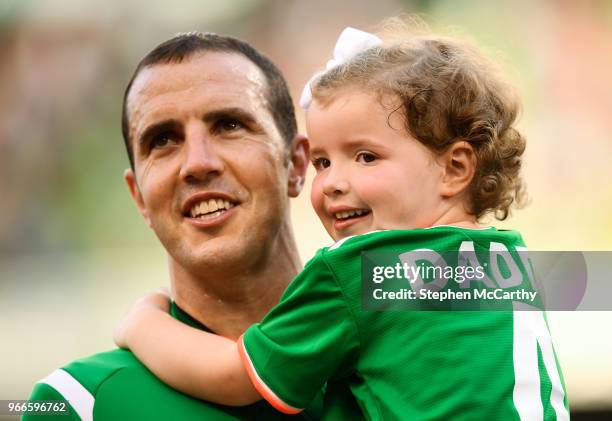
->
{"left": 114, "top": 288, "right": 171, "bottom": 349}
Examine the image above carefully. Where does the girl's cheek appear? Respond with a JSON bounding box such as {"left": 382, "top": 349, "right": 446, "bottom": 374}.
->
{"left": 310, "top": 178, "right": 326, "bottom": 217}
{"left": 310, "top": 181, "right": 320, "bottom": 206}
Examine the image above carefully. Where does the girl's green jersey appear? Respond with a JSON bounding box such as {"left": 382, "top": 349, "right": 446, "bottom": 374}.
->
{"left": 241, "top": 227, "right": 569, "bottom": 420}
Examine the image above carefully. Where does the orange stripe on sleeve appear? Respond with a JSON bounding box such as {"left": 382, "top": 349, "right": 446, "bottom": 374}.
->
{"left": 237, "top": 334, "right": 303, "bottom": 415}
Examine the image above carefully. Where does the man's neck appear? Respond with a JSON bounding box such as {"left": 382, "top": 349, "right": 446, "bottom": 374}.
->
{"left": 169, "top": 223, "right": 302, "bottom": 340}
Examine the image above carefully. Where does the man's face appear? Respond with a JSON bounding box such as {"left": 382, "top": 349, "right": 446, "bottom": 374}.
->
{"left": 124, "top": 52, "right": 298, "bottom": 273}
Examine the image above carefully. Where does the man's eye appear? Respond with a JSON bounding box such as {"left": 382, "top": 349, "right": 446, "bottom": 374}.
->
{"left": 312, "top": 157, "right": 331, "bottom": 170}
{"left": 151, "top": 133, "right": 175, "bottom": 149}
{"left": 217, "top": 118, "right": 244, "bottom": 132}
{"left": 357, "top": 152, "right": 377, "bottom": 164}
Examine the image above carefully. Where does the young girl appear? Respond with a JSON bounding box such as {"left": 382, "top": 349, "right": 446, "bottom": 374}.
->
{"left": 115, "top": 24, "right": 569, "bottom": 420}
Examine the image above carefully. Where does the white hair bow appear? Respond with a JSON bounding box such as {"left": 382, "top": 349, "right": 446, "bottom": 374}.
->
{"left": 299, "top": 27, "right": 383, "bottom": 110}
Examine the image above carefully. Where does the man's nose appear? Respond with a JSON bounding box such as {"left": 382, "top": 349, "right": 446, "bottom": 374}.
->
{"left": 179, "top": 124, "right": 224, "bottom": 182}
{"left": 322, "top": 165, "right": 350, "bottom": 197}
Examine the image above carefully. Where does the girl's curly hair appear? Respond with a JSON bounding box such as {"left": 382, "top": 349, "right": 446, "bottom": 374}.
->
{"left": 312, "top": 30, "right": 526, "bottom": 220}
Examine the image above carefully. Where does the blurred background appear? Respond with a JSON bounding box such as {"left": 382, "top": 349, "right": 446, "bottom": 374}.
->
{"left": 1, "top": 0, "right": 611, "bottom": 418}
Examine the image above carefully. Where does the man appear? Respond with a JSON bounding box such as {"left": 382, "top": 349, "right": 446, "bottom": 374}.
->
{"left": 25, "top": 33, "right": 359, "bottom": 420}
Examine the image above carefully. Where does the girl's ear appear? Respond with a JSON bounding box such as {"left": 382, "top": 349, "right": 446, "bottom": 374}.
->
{"left": 439, "top": 141, "right": 476, "bottom": 198}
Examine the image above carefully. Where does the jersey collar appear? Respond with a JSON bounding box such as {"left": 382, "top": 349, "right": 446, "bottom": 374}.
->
{"left": 170, "top": 301, "right": 212, "bottom": 333}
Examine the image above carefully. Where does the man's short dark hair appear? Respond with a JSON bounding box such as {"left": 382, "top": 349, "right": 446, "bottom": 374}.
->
{"left": 121, "top": 32, "right": 297, "bottom": 170}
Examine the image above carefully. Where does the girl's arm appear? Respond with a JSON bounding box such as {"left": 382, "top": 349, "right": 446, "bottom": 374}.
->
{"left": 114, "top": 290, "right": 261, "bottom": 406}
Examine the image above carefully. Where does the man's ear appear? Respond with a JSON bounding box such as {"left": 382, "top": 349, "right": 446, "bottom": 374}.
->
{"left": 439, "top": 141, "right": 476, "bottom": 198}
{"left": 124, "top": 168, "right": 152, "bottom": 227}
{"left": 287, "top": 134, "right": 309, "bottom": 198}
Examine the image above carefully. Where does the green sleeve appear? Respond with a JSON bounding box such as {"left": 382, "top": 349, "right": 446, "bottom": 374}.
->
{"left": 22, "top": 382, "right": 81, "bottom": 421}
{"left": 240, "top": 251, "right": 360, "bottom": 413}
{"left": 320, "top": 381, "right": 365, "bottom": 421}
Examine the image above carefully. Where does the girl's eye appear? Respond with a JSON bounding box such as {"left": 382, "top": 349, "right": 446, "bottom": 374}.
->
{"left": 312, "top": 157, "right": 331, "bottom": 170}
{"left": 357, "top": 152, "right": 377, "bottom": 163}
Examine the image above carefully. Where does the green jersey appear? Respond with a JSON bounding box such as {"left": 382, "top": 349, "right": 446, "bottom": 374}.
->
{"left": 240, "top": 227, "right": 569, "bottom": 420}
{"left": 24, "top": 304, "right": 329, "bottom": 421}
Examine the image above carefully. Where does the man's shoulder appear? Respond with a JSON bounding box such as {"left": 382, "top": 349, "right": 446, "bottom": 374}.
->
{"left": 57, "top": 348, "right": 140, "bottom": 394}
{"left": 26, "top": 348, "right": 138, "bottom": 421}
{"left": 28, "top": 348, "right": 316, "bottom": 420}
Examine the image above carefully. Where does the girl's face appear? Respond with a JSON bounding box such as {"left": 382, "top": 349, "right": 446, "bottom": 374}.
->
{"left": 307, "top": 90, "right": 446, "bottom": 241}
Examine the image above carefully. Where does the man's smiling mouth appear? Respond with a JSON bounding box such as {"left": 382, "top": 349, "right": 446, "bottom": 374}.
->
{"left": 189, "top": 199, "right": 236, "bottom": 219}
